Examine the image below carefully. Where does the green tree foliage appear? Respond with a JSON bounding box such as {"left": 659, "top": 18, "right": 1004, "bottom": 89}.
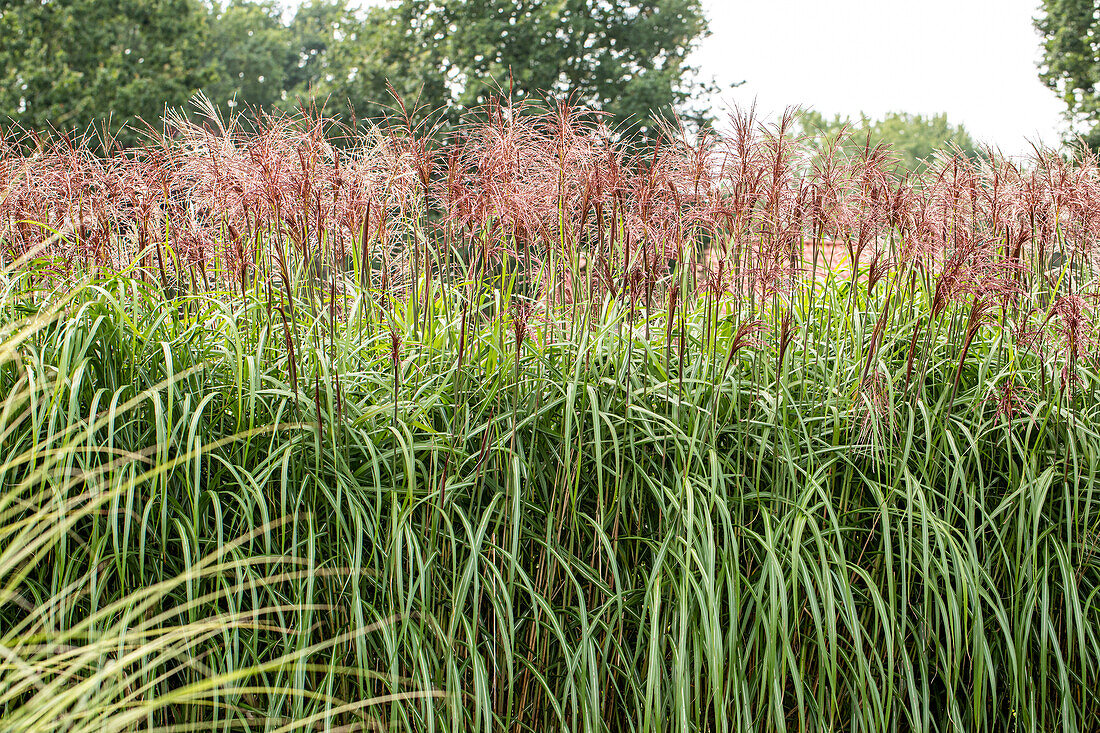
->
{"left": 0, "top": 0, "right": 713, "bottom": 140}
{"left": 275, "top": 0, "right": 449, "bottom": 123}
{"left": 799, "top": 110, "right": 981, "bottom": 172}
{"left": 0, "top": 0, "right": 213, "bottom": 143}
{"left": 202, "top": 0, "right": 295, "bottom": 113}
{"left": 1036, "top": 0, "right": 1100, "bottom": 148}
{"left": 412, "top": 0, "right": 713, "bottom": 134}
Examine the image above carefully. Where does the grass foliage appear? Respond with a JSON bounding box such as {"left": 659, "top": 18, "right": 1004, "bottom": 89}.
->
{"left": 1, "top": 101, "right": 1099, "bottom": 731}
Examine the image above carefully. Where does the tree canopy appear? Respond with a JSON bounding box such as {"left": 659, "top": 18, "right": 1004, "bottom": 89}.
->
{"left": 0, "top": 0, "right": 213, "bottom": 143}
{"left": 0, "top": 0, "right": 713, "bottom": 142}
{"left": 1036, "top": 0, "right": 1100, "bottom": 148}
{"left": 798, "top": 110, "right": 981, "bottom": 173}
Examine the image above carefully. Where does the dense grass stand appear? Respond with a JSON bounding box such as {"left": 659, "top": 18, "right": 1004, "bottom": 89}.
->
{"left": 1, "top": 102, "right": 1098, "bottom": 731}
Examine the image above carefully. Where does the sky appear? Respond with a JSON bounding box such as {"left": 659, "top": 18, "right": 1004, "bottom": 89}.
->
{"left": 694, "top": 0, "right": 1067, "bottom": 153}
{"left": 298, "top": 0, "right": 1069, "bottom": 154}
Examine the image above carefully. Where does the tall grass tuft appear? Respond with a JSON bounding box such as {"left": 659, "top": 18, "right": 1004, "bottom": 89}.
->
{"left": 1, "top": 98, "right": 1099, "bottom": 731}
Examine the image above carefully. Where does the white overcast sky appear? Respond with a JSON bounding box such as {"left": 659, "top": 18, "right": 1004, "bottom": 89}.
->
{"left": 304, "top": 0, "right": 1068, "bottom": 153}
{"left": 696, "top": 0, "right": 1067, "bottom": 153}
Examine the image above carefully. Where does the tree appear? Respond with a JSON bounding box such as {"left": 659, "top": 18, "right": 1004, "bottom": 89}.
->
{"left": 407, "top": 0, "right": 714, "bottom": 134}
{"left": 799, "top": 111, "right": 981, "bottom": 172}
{"left": 276, "top": 0, "right": 448, "bottom": 123}
{"left": 202, "top": 0, "right": 295, "bottom": 114}
{"left": 234, "top": 0, "right": 714, "bottom": 135}
{"left": 0, "top": 0, "right": 213, "bottom": 144}
{"left": 1036, "top": 0, "right": 1100, "bottom": 148}
{"left": 0, "top": 0, "right": 714, "bottom": 141}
